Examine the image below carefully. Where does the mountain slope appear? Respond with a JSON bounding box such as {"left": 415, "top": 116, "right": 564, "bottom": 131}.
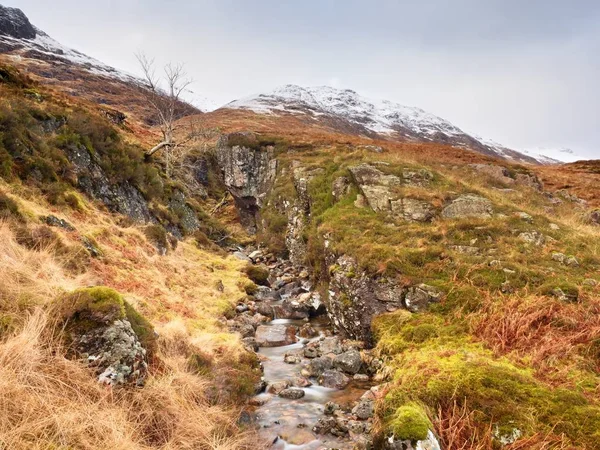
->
{"left": 0, "top": 4, "right": 203, "bottom": 122}
{"left": 224, "top": 84, "right": 550, "bottom": 165}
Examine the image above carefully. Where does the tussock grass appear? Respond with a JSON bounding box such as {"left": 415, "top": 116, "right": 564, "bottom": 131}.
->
{"left": 0, "top": 184, "right": 262, "bottom": 449}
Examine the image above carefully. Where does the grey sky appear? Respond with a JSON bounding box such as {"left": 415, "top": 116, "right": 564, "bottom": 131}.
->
{"left": 8, "top": 0, "right": 600, "bottom": 159}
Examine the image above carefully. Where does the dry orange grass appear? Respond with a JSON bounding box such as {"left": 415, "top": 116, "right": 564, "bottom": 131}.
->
{"left": 435, "top": 400, "right": 572, "bottom": 450}
{"left": 0, "top": 191, "right": 262, "bottom": 449}
{"left": 468, "top": 294, "right": 600, "bottom": 385}
{"left": 0, "top": 311, "right": 259, "bottom": 450}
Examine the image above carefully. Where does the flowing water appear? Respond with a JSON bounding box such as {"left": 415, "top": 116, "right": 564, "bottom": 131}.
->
{"left": 252, "top": 316, "right": 371, "bottom": 449}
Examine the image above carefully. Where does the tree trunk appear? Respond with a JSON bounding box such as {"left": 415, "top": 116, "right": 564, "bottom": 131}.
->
{"left": 145, "top": 141, "right": 171, "bottom": 157}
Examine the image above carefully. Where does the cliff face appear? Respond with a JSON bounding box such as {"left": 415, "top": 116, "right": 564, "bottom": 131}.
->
{"left": 0, "top": 5, "right": 36, "bottom": 40}
{"left": 215, "top": 133, "right": 277, "bottom": 233}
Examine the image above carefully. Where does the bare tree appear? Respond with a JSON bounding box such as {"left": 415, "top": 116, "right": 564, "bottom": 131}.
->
{"left": 136, "top": 53, "right": 193, "bottom": 159}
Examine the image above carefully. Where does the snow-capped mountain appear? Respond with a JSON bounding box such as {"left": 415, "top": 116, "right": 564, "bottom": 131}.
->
{"left": 0, "top": 4, "right": 137, "bottom": 82}
{"left": 225, "top": 85, "right": 556, "bottom": 165}
{"left": 0, "top": 4, "right": 214, "bottom": 113}
{"left": 228, "top": 85, "right": 467, "bottom": 137}
{"left": 522, "top": 148, "right": 583, "bottom": 164}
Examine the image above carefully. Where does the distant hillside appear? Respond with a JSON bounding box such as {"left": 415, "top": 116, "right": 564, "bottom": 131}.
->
{"left": 223, "top": 84, "right": 554, "bottom": 165}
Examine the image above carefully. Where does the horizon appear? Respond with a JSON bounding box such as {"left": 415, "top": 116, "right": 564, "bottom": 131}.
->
{"left": 5, "top": 0, "right": 600, "bottom": 161}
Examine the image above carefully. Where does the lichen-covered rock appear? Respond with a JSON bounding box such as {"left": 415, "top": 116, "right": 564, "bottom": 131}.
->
{"left": 168, "top": 190, "right": 200, "bottom": 234}
{"left": 313, "top": 416, "right": 338, "bottom": 435}
{"left": 447, "top": 245, "right": 480, "bottom": 255}
{"left": 552, "top": 252, "right": 579, "bottom": 267}
{"left": 442, "top": 194, "right": 493, "bottom": 219}
{"left": 469, "top": 164, "right": 513, "bottom": 182}
{"left": 518, "top": 231, "right": 546, "bottom": 246}
{"left": 402, "top": 169, "right": 433, "bottom": 186}
{"left": 278, "top": 387, "right": 305, "bottom": 399}
{"left": 588, "top": 210, "right": 600, "bottom": 226}
{"left": 349, "top": 164, "right": 401, "bottom": 212}
{"left": 390, "top": 198, "right": 435, "bottom": 222}
{"left": 326, "top": 254, "right": 406, "bottom": 342}
{"left": 352, "top": 399, "right": 375, "bottom": 420}
{"left": 320, "top": 336, "right": 343, "bottom": 355}
{"left": 305, "top": 356, "right": 334, "bottom": 377}
{"left": 515, "top": 172, "right": 543, "bottom": 191}
{"left": 385, "top": 430, "right": 441, "bottom": 450}
{"left": 404, "top": 284, "right": 442, "bottom": 313}
{"left": 63, "top": 143, "right": 154, "bottom": 223}
{"left": 55, "top": 287, "right": 154, "bottom": 386}
{"left": 41, "top": 215, "right": 76, "bottom": 231}
{"left": 333, "top": 349, "right": 362, "bottom": 374}
{"left": 332, "top": 176, "right": 352, "bottom": 202}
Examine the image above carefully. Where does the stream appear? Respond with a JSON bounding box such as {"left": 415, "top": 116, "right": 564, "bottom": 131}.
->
{"left": 231, "top": 248, "right": 441, "bottom": 450}
{"left": 230, "top": 249, "right": 376, "bottom": 449}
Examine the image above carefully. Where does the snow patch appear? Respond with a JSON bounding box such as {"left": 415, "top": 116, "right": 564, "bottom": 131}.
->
{"left": 226, "top": 85, "right": 465, "bottom": 138}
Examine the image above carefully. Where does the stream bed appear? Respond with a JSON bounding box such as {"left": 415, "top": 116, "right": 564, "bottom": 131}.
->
{"left": 229, "top": 248, "right": 441, "bottom": 450}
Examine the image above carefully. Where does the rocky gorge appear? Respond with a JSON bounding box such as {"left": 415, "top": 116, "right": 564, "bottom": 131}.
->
{"left": 214, "top": 132, "right": 600, "bottom": 449}
{"left": 227, "top": 246, "right": 441, "bottom": 450}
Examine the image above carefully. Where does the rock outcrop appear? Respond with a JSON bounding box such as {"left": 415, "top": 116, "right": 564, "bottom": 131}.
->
{"left": 56, "top": 287, "right": 154, "bottom": 386}
{"left": 216, "top": 133, "right": 277, "bottom": 232}
{"left": 349, "top": 164, "right": 436, "bottom": 222}
{"left": 0, "top": 5, "right": 37, "bottom": 40}
{"left": 63, "top": 143, "right": 154, "bottom": 223}
{"left": 469, "top": 164, "right": 543, "bottom": 191}
{"left": 326, "top": 254, "right": 406, "bottom": 342}
{"left": 442, "top": 194, "right": 493, "bottom": 219}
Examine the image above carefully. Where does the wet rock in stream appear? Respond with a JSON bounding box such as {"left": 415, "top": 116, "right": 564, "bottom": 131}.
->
{"left": 255, "top": 324, "right": 297, "bottom": 347}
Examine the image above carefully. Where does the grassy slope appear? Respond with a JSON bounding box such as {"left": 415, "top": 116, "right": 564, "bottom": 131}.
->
{"left": 0, "top": 66, "right": 262, "bottom": 449}
{"left": 256, "top": 143, "right": 600, "bottom": 449}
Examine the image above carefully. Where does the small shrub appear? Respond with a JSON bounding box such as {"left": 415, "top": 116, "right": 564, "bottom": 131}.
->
{"left": 143, "top": 224, "right": 168, "bottom": 251}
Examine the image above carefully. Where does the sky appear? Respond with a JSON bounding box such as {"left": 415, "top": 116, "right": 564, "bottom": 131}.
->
{"left": 7, "top": 0, "right": 600, "bottom": 159}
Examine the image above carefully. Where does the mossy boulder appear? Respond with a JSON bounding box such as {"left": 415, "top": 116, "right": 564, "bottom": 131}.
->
{"left": 244, "top": 263, "right": 270, "bottom": 286}
{"left": 388, "top": 404, "right": 431, "bottom": 441}
{"left": 55, "top": 286, "right": 156, "bottom": 385}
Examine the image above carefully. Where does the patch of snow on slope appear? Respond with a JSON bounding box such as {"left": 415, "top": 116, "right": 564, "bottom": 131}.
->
{"left": 227, "top": 85, "right": 465, "bottom": 137}
{"left": 522, "top": 148, "right": 582, "bottom": 164}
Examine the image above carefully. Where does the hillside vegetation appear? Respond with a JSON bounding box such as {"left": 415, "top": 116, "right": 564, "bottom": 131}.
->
{"left": 249, "top": 138, "right": 600, "bottom": 448}
{"left": 2, "top": 59, "right": 600, "bottom": 450}
{"left": 0, "top": 64, "right": 262, "bottom": 449}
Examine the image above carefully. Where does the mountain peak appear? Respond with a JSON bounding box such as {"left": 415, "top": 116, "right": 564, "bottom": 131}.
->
{"left": 225, "top": 84, "right": 555, "bottom": 164}
{"left": 0, "top": 4, "right": 36, "bottom": 40}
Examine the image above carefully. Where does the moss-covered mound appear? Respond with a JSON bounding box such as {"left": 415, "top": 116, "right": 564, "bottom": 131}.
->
{"left": 373, "top": 311, "right": 600, "bottom": 448}
{"left": 243, "top": 263, "right": 270, "bottom": 286}
{"left": 56, "top": 286, "right": 156, "bottom": 356}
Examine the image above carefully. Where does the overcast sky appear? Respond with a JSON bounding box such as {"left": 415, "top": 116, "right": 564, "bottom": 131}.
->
{"left": 8, "top": 0, "right": 600, "bottom": 159}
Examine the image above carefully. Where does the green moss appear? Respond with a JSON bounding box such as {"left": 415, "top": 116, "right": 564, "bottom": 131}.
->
{"left": 387, "top": 404, "right": 431, "bottom": 441}
{"left": 375, "top": 333, "right": 600, "bottom": 448}
{"left": 538, "top": 281, "right": 579, "bottom": 300}
{"left": 56, "top": 287, "right": 156, "bottom": 355}
{"left": 339, "top": 292, "right": 352, "bottom": 308}
{"left": 124, "top": 301, "right": 157, "bottom": 356}
{"left": 240, "top": 280, "right": 258, "bottom": 296}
